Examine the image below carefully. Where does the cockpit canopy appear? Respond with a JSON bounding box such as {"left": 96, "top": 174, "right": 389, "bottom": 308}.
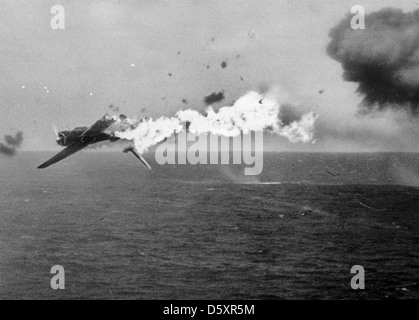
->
{"left": 72, "top": 127, "right": 89, "bottom": 132}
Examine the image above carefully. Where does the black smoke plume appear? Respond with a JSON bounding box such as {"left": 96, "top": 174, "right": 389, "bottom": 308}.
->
{"left": 0, "top": 131, "right": 23, "bottom": 157}
{"left": 203, "top": 91, "right": 225, "bottom": 105}
{"left": 328, "top": 8, "right": 419, "bottom": 114}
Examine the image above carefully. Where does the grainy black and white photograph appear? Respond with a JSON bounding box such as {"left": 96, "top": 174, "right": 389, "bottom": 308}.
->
{"left": 0, "top": 0, "right": 418, "bottom": 303}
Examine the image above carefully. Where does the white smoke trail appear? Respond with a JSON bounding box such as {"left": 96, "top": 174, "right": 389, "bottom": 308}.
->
{"left": 113, "top": 90, "right": 318, "bottom": 154}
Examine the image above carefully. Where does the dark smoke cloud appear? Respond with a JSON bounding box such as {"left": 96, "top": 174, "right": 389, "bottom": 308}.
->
{"left": 328, "top": 8, "right": 419, "bottom": 114}
{"left": 4, "top": 131, "right": 23, "bottom": 146}
{"left": 0, "top": 144, "right": 16, "bottom": 156}
{"left": 0, "top": 131, "right": 23, "bottom": 157}
{"left": 203, "top": 91, "right": 225, "bottom": 105}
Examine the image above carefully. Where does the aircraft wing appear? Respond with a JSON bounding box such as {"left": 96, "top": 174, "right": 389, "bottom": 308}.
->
{"left": 125, "top": 147, "right": 152, "bottom": 170}
{"left": 37, "top": 141, "right": 90, "bottom": 169}
{"left": 82, "top": 115, "right": 115, "bottom": 136}
{"left": 136, "top": 153, "right": 152, "bottom": 170}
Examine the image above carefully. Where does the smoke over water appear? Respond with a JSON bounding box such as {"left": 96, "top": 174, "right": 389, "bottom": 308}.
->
{"left": 0, "top": 131, "right": 24, "bottom": 157}
{"left": 328, "top": 8, "right": 419, "bottom": 114}
{"left": 112, "top": 90, "right": 318, "bottom": 154}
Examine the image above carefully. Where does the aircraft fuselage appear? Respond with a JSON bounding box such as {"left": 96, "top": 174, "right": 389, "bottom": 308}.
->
{"left": 57, "top": 131, "right": 120, "bottom": 147}
{"left": 38, "top": 114, "right": 150, "bottom": 170}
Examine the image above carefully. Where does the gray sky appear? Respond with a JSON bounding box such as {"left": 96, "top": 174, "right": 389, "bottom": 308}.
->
{"left": 1, "top": 0, "right": 419, "bottom": 152}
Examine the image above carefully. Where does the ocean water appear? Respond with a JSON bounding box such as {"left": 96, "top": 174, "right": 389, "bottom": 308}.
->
{"left": 0, "top": 152, "right": 418, "bottom": 299}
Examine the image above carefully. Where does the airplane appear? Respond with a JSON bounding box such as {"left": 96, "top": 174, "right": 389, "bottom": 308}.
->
{"left": 37, "top": 114, "right": 152, "bottom": 170}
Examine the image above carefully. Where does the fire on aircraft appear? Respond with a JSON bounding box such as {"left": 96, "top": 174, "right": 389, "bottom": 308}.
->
{"left": 37, "top": 114, "right": 152, "bottom": 170}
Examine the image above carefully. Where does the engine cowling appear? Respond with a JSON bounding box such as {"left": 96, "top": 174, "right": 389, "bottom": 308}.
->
{"left": 56, "top": 132, "right": 79, "bottom": 146}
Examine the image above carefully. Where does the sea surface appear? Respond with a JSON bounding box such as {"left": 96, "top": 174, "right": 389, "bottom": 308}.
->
{"left": 0, "top": 152, "right": 418, "bottom": 299}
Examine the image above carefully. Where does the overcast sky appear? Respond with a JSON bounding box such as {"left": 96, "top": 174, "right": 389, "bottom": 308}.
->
{"left": 1, "top": 0, "right": 419, "bottom": 152}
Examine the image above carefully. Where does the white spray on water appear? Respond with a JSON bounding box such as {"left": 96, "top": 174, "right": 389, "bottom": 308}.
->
{"left": 111, "top": 90, "right": 318, "bottom": 154}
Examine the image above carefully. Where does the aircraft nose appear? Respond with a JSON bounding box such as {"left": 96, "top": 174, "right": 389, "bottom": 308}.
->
{"left": 56, "top": 135, "right": 65, "bottom": 146}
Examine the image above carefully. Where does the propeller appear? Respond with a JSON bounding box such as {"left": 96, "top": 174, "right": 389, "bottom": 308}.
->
{"left": 53, "top": 125, "right": 59, "bottom": 139}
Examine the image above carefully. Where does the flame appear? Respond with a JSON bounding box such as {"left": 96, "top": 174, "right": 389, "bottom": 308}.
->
{"left": 114, "top": 90, "right": 318, "bottom": 154}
